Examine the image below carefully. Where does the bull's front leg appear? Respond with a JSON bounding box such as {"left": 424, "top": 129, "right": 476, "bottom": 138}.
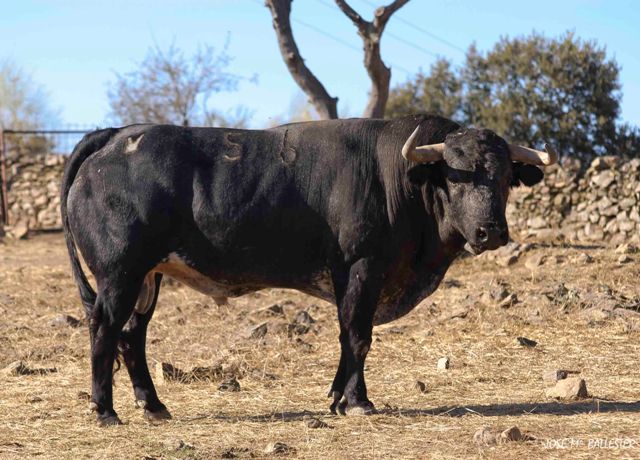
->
{"left": 330, "top": 258, "right": 382, "bottom": 415}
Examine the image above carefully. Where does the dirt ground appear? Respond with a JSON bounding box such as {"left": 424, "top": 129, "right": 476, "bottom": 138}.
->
{"left": 1, "top": 233, "right": 639, "bottom": 459}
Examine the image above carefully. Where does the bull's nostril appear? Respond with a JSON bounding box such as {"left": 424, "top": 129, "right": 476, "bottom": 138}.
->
{"left": 476, "top": 227, "right": 489, "bottom": 243}
{"left": 499, "top": 228, "right": 509, "bottom": 242}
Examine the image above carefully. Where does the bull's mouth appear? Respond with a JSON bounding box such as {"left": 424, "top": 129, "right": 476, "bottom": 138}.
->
{"left": 464, "top": 242, "right": 485, "bottom": 256}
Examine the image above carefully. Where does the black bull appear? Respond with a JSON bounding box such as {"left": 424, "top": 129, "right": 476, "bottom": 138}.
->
{"left": 61, "top": 114, "right": 546, "bottom": 424}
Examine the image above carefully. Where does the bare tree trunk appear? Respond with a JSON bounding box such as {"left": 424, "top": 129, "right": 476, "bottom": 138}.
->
{"left": 265, "top": 0, "right": 338, "bottom": 120}
{"left": 335, "top": 0, "right": 410, "bottom": 119}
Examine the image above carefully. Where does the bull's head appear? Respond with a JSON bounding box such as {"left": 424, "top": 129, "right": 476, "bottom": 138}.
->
{"left": 402, "top": 126, "right": 557, "bottom": 254}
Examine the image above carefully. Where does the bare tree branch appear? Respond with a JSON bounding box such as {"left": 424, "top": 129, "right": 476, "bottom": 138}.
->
{"left": 265, "top": 0, "right": 338, "bottom": 120}
{"left": 335, "top": 0, "right": 410, "bottom": 118}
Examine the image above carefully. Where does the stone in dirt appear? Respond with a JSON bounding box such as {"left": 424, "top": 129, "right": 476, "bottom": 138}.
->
{"left": 473, "top": 426, "right": 497, "bottom": 445}
{"left": 49, "top": 314, "right": 82, "bottom": 328}
{"left": 1, "top": 360, "right": 56, "bottom": 376}
{"left": 516, "top": 336, "right": 537, "bottom": 347}
{"left": 77, "top": 391, "right": 91, "bottom": 401}
{"left": 617, "top": 254, "right": 632, "bottom": 264}
{"left": 525, "top": 253, "right": 545, "bottom": 270}
{"left": 497, "top": 254, "right": 519, "bottom": 267}
{"left": 542, "top": 369, "right": 579, "bottom": 384}
{"left": 248, "top": 322, "right": 268, "bottom": 339}
{"left": 474, "top": 426, "right": 532, "bottom": 446}
{"left": 155, "top": 362, "right": 187, "bottom": 384}
{"left": 264, "top": 442, "right": 295, "bottom": 455}
{"left": 218, "top": 377, "right": 241, "bottom": 392}
{"left": 437, "top": 357, "right": 450, "bottom": 371}
{"left": 262, "top": 304, "right": 285, "bottom": 316}
{"left": 303, "top": 415, "right": 330, "bottom": 429}
{"left": 413, "top": 380, "right": 427, "bottom": 393}
{"left": 545, "top": 377, "right": 588, "bottom": 400}
{"left": 574, "top": 252, "right": 594, "bottom": 264}
{"left": 499, "top": 293, "right": 518, "bottom": 308}
{"left": 438, "top": 304, "right": 469, "bottom": 321}
{"left": 293, "top": 310, "right": 315, "bottom": 325}
{"left": 221, "top": 447, "right": 251, "bottom": 458}
{"left": 615, "top": 243, "right": 638, "bottom": 254}
{"left": 162, "top": 439, "right": 194, "bottom": 452}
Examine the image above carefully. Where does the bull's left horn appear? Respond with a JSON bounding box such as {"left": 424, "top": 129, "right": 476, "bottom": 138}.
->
{"left": 509, "top": 143, "right": 558, "bottom": 166}
{"left": 402, "top": 126, "right": 445, "bottom": 163}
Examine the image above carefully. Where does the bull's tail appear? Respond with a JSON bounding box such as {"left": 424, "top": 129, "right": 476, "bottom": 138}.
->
{"left": 61, "top": 128, "right": 118, "bottom": 317}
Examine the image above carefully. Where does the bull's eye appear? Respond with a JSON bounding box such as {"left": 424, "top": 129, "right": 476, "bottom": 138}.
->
{"left": 447, "top": 167, "right": 473, "bottom": 183}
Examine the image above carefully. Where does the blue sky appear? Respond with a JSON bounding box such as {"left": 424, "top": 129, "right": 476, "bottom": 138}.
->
{"left": 1, "top": 0, "right": 638, "bottom": 129}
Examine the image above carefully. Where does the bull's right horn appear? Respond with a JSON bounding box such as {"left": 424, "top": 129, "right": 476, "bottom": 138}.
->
{"left": 509, "top": 143, "right": 559, "bottom": 166}
{"left": 402, "top": 126, "right": 445, "bottom": 163}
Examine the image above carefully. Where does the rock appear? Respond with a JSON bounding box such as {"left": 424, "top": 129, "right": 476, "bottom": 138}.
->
{"left": 77, "top": 391, "right": 91, "bottom": 401}
{"left": 525, "top": 253, "right": 545, "bottom": 270}
{"left": 542, "top": 369, "right": 579, "bottom": 384}
{"left": 490, "top": 285, "right": 510, "bottom": 302}
{"left": 413, "top": 380, "right": 427, "bottom": 393}
{"left": 262, "top": 304, "right": 284, "bottom": 316}
{"left": 155, "top": 362, "right": 187, "bottom": 384}
{"left": 618, "top": 254, "right": 632, "bottom": 264}
{"left": 545, "top": 377, "right": 588, "bottom": 400}
{"left": 574, "top": 252, "right": 593, "bottom": 264}
{"left": 293, "top": 310, "right": 315, "bottom": 325}
{"left": 615, "top": 243, "right": 638, "bottom": 254}
{"left": 248, "top": 323, "right": 268, "bottom": 340}
{"left": 516, "top": 336, "right": 537, "bottom": 347}
{"left": 264, "top": 442, "right": 294, "bottom": 455}
{"left": 591, "top": 170, "right": 616, "bottom": 188}
{"left": 303, "top": 416, "right": 330, "bottom": 429}
{"left": 221, "top": 447, "right": 251, "bottom": 458}
{"left": 499, "top": 293, "right": 518, "bottom": 309}
{"left": 11, "top": 220, "right": 29, "bottom": 239}
{"left": 1, "top": 361, "right": 30, "bottom": 376}
{"left": 437, "top": 357, "right": 450, "bottom": 371}
{"left": 0, "top": 361, "right": 56, "bottom": 376}
{"left": 474, "top": 426, "right": 530, "bottom": 446}
{"left": 49, "top": 314, "right": 82, "bottom": 328}
{"left": 473, "top": 426, "right": 497, "bottom": 446}
{"left": 188, "top": 365, "right": 224, "bottom": 382}
{"left": 218, "top": 377, "right": 241, "bottom": 392}
{"left": 439, "top": 305, "right": 469, "bottom": 321}
{"left": 162, "top": 439, "right": 194, "bottom": 452}
{"left": 497, "top": 254, "right": 519, "bottom": 267}
{"left": 500, "top": 426, "right": 525, "bottom": 442}
{"left": 527, "top": 216, "right": 547, "bottom": 229}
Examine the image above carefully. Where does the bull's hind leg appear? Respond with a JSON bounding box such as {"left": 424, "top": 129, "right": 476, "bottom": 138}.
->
{"left": 119, "top": 273, "right": 171, "bottom": 421}
{"left": 89, "top": 275, "right": 143, "bottom": 426}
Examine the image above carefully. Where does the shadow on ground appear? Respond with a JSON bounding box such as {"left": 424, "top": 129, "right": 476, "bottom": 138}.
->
{"left": 184, "top": 399, "right": 640, "bottom": 423}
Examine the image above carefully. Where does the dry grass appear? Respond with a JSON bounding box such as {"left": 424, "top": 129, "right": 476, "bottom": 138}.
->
{"left": 1, "top": 233, "right": 640, "bottom": 459}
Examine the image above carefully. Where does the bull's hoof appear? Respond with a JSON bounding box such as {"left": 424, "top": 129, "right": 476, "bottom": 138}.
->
{"left": 97, "top": 413, "right": 123, "bottom": 426}
{"left": 344, "top": 402, "right": 376, "bottom": 416}
{"left": 328, "top": 391, "right": 343, "bottom": 415}
{"left": 144, "top": 407, "right": 172, "bottom": 422}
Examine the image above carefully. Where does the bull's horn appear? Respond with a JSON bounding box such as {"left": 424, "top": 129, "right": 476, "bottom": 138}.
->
{"left": 402, "top": 126, "right": 445, "bottom": 163}
{"left": 509, "top": 143, "right": 558, "bottom": 166}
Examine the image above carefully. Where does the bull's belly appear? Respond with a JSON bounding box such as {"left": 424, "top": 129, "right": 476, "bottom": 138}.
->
{"left": 138, "top": 252, "right": 445, "bottom": 327}
{"left": 146, "top": 252, "right": 337, "bottom": 308}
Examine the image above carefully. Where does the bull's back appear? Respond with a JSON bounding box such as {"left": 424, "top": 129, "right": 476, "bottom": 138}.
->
{"left": 68, "top": 124, "right": 346, "bottom": 287}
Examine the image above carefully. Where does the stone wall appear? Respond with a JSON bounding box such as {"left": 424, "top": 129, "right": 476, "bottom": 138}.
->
{"left": 3, "top": 150, "right": 66, "bottom": 238}
{"left": 2, "top": 151, "right": 640, "bottom": 245}
{"left": 507, "top": 156, "right": 640, "bottom": 246}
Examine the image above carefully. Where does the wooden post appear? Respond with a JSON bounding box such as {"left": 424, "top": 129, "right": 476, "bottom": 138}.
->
{"left": 0, "top": 129, "right": 8, "bottom": 226}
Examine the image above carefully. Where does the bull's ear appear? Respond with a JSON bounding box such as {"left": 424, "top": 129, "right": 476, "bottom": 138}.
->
{"left": 511, "top": 162, "right": 543, "bottom": 187}
{"left": 407, "top": 163, "right": 445, "bottom": 188}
